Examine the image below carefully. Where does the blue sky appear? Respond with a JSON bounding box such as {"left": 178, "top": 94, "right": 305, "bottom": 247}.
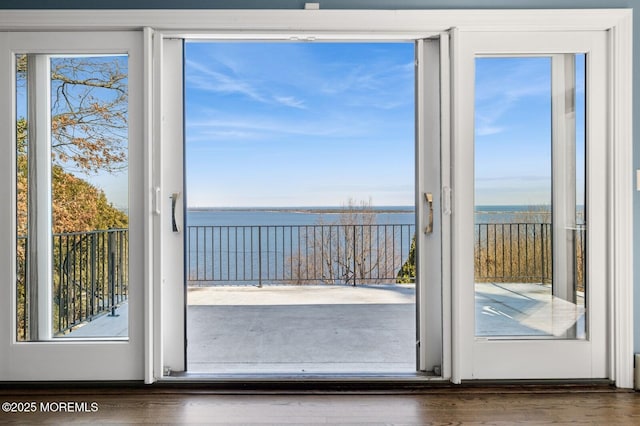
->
{"left": 475, "top": 55, "right": 585, "bottom": 206}
{"left": 185, "top": 43, "right": 585, "bottom": 209}
{"left": 185, "top": 42, "right": 415, "bottom": 208}
{"left": 14, "top": 47, "right": 585, "bottom": 212}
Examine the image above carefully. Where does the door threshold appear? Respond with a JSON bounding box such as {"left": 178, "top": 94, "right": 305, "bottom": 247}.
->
{"left": 156, "top": 371, "right": 448, "bottom": 393}
{"left": 161, "top": 371, "right": 441, "bottom": 383}
{"left": 151, "top": 375, "right": 617, "bottom": 394}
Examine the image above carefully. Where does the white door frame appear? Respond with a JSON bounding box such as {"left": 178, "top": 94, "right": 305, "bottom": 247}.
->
{"left": 0, "top": 31, "right": 144, "bottom": 381}
{"left": 154, "top": 32, "right": 445, "bottom": 379}
{"left": 0, "top": 9, "right": 632, "bottom": 388}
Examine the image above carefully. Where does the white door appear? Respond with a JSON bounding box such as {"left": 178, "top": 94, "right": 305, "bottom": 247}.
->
{"left": 156, "top": 37, "right": 186, "bottom": 374}
{"left": 155, "top": 35, "right": 446, "bottom": 378}
{"left": 0, "top": 31, "right": 144, "bottom": 380}
{"left": 416, "top": 36, "right": 450, "bottom": 375}
{"left": 454, "top": 31, "right": 608, "bottom": 380}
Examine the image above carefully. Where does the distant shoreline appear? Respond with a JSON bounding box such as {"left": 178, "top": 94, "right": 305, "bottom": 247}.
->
{"left": 187, "top": 205, "right": 560, "bottom": 214}
{"left": 188, "top": 206, "right": 415, "bottom": 214}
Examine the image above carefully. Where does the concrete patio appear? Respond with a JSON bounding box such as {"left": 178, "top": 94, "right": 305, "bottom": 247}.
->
{"left": 187, "top": 284, "right": 416, "bottom": 374}
{"left": 60, "top": 302, "right": 129, "bottom": 338}
{"left": 64, "top": 282, "right": 586, "bottom": 374}
{"left": 475, "top": 282, "right": 585, "bottom": 338}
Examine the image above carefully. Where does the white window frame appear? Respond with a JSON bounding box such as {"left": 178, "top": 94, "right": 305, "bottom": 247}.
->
{"left": 0, "top": 9, "right": 632, "bottom": 388}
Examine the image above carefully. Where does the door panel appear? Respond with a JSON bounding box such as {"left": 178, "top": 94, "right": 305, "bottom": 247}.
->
{"left": 158, "top": 38, "right": 186, "bottom": 374}
{"left": 454, "top": 31, "right": 607, "bottom": 380}
{"left": 416, "top": 37, "right": 448, "bottom": 374}
{"left": 0, "top": 31, "right": 143, "bottom": 380}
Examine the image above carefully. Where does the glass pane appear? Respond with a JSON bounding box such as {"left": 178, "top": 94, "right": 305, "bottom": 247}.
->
{"left": 15, "top": 54, "right": 28, "bottom": 341}
{"left": 474, "top": 55, "right": 586, "bottom": 340}
{"left": 16, "top": 54, "right": 129, "bottom": 340}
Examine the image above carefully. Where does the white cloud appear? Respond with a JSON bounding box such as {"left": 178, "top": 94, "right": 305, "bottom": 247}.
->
{"left": 187, "top": 59, "right": 310, "bottom": 111}
{"left": 475, "top": 58, "right": 551, "bottom": 137}
{"left": 475, "top": 175, "right": 550, "bottom": 183}
{"left": 186, "top": 59, "right": 267, "bottom": 103}
{"left": 317, "top": 61, "right": 413, "bottom": 110}
{"left": 273, "top": 95, "right": 306, "bottom": 109}
{"left": 476, "top": 125, "right": 505, "bottom": 136}
{"left": 186, "top": 105, "right": 383, "bottom": 142}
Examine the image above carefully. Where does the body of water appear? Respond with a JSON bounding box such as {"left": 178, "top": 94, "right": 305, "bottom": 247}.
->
{"left": 186, "top": 206, "right": 416, "bottom": 227}
{"left": 186, "top": 205, "right": 563, "bottom": 227}
{"left": 183, "top": 205, "right": 564, "bottom": 285}
{"left": 475, "top": 205, "right": 552, "bottom": 224}
{"left": 185, "top": 207, "right": 415, "bottom": 285}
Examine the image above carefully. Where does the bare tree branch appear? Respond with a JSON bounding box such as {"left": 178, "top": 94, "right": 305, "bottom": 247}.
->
{"left": 17, "top": 54, "right": 128, "bottom": 174}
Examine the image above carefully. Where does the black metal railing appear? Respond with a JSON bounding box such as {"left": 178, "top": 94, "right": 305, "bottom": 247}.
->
{"left": 187, "top": 224, "right": 415, "bottom": 286}
{"left": 16, "top": 236, "right": 27, "bottom": 340}
{"left": 474, "top": 222, "right": 586, "bottom": 291}
{"left": 16, "top": 228, "right": 129, "bottom": 339}
{"left": 15, "top": 221, "right": 586, "bottom": 339}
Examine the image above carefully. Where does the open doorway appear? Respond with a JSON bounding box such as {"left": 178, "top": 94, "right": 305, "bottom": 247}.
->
{"left": 183, "top": 41, "right": 417, "bottom": 374}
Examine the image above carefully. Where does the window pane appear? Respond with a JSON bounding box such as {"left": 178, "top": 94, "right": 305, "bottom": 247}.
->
{"left": 474, "top": 55, "right": 586, "bottom": 340}
{"left": 15, "top": 54, "right": 28, "bottom": 341}
{"left": 16, "top": 54, "right": 129, "bottom": 341}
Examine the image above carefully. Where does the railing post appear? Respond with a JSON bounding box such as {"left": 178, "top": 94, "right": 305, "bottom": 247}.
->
{"left": 258, "top": 227, "right": 263, "bottom": 288}
{"left": 108, "top": 230, "right": 118, "bottom": 317}
{"left": 90, "top": 232, "right": 96, "bottom": 317}
{"left": 352, "top": 225, "right": 357, "bottom": 286}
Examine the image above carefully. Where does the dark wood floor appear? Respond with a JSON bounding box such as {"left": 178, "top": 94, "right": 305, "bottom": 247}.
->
{"left": 0, "top": 384, "right": 638, "bottom": 424}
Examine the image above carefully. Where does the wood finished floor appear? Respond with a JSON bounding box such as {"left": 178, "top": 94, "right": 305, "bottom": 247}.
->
{"left": 0, "top": 385, "right": 638, "bottom": 424}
